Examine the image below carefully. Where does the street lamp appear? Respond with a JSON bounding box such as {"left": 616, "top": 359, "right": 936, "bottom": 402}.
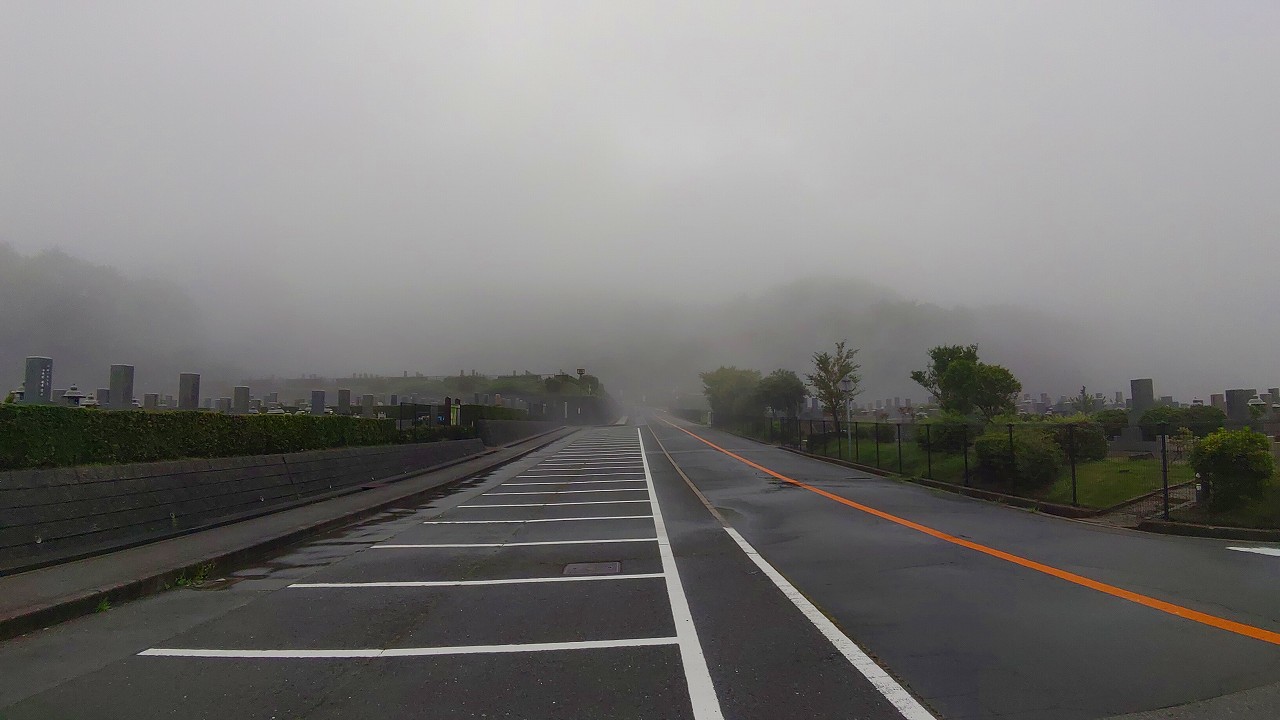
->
{"left": 839, "top": 377, "right": 853, "bottom": 457}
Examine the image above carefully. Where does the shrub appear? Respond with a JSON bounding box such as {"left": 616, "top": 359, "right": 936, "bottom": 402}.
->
{"left": 458, "top": 404, "right": 529, "bottom": 426}
{"left": 1038, "top": 416, "right": 1108, "bottom": 461}
{"left": 853, "top": 421, "right": 899, "bottom": 443}
{"left": 1093, "top": 409, "right": 1129, "bottom": 438}
{"left": 1190, "top": 428, "right": 1276, "bottom": 510}
{"left": 916, "top": 412, "right": 981, "bottom": 454}
{"left": 974, "top": 427, "right": 1063, "bottom": 488}
{"left": 1139, "top": 405, "right": 1225, "bottom": 440}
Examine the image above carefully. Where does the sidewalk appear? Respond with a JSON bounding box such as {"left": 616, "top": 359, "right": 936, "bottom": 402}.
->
{"left": 0, "top": 427, "right": 577, "bottom": 641}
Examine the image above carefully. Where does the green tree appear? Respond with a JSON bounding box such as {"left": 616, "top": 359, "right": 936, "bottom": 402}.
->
{"left": 1069, "top": 386, "right": 1099, "bottom": 414}
{"left": 1094, "top": 408, "right": 1129, "bottom": 438}
{"left": 910, "top": 344, "right": 979, "bottom": 411}
{"left": 972, "top": 363, "right": 1023, "bottom": 423}
{"left": 805, "top": 341, "right": 861, "bottom": 433}
{"left": 756, "top": 369, "right": 807, "bottom": 417}
{"left": 911, "top": 344, "right": 1021, "bottom": 422}
{"left": 699, "top": 367, "right": 763, "bottom": 419}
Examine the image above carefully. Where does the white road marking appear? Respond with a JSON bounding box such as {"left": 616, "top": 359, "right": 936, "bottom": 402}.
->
{"left": 517, "top": 473, "right": 645, "bottom": 478}
{"left": 530, "top": 465, "right": 644, "bottom": 470}
{"left": 460, "top": 500, "right": 651, "bottom": 508}
{"left": 648, "top": 426, "right": 936, "bottom": 720}
{"left": 487, "top": 488, "right": 649, "bottom": 495}
{"left": 638, "top": 428, "right": 724, "bottom": 720}
{"left": 1227, "top": 546, "right": 1280, "bottom": 557}
{"left": 140, "top": 637, "right": 680, "bottom": 659}
{"left": 424, "top": 515, "right": 652, "bottom": 524}
{"left": 289, "top": 574, "right": 664, "bottom": 588}
{"left": 504, "top": 479, "right": 647, "bottom": 486}
{"left": 372, "top": 538, "right": 659, "bottom": 548}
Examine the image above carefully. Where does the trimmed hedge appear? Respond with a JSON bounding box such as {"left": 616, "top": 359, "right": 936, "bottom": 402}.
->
{"left": 974, "top": 427, "right": 1063, "bottom": 488}
{"left": 458, "top": 404, "right": 529, "bottom": 426}
{"left": 0, "top": 404, "right": 478, "bottom": 470}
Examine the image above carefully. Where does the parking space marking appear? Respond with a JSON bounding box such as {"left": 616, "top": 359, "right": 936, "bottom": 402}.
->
{"left": 487, "top": 489, "right": 649, "bottom": 496}
{"left": 515, "top": 472, "right": 646, "bottom": 478}
{"left": 1227, "top": 547, "right": 1280, "bottom": 557}
{"left": 289, "top": 574, "right": 664, "bottom": 588}
{"left": 142, "top": 637, "right": 682, "bottom": 659}
{"left": 638, "top": 428, "right": 724, "bottom": 720}
{"left": 372, "top": 538, "right": 659, "bottom": 549}
{"left": 504, "top": 479, "right": 647, "bottom": 486}
{"left": 424, "top": 515, "right": 653, "bottom": 524}
{"left": 460, "top": 500, "right": 651, "bottom": 508}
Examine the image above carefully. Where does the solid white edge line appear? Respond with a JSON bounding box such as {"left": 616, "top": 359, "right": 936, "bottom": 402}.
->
{"left": 139, "top": 637, "right": 680, "bottom": 659}
{"left": 459, "top": 500, "right": 651, "bottom": 508}
{"left": 721, "top": 532, "right": 935, "bottom": 719}
{"left": 288, "top": 573, "right": 664, "bottom": 588}
{"left": 1226, "top": 546, "right": 1280, "bottom": 557}
{"left": 423, "top": 515, "right": 653, "bottom": 524}
{"left": 517, "top": 473, "right": 646, "bottom": 478}
{"left": 639, "top": 428, "right": 724, "bottom": 720}
{"left": 372, "top": 538, "right": 659, "bottom": 548}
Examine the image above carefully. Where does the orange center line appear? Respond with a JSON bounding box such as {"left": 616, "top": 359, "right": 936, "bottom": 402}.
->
{"left": 661, "top": 419, "right": 1280, "bottom": 648}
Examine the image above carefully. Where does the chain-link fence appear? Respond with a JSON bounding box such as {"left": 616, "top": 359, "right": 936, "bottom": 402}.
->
{"left": 714, "top": 416, "right": 1248, "bottom": 516}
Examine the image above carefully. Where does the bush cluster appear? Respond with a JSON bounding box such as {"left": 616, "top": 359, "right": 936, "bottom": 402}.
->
{"left": 1190, "top": 428, "right": 1276, "bottom": 510}
{"left": 974, "top": 427, "right": 1064, "bottom": 488}
{"left": 458, "top": 404, "right": 529, "bottom": 426}
{"left": 0, "top": 405, "right": 479, "bottom": 470}
{"left": 915, "top": 412, "right": 983, "bottom": 454}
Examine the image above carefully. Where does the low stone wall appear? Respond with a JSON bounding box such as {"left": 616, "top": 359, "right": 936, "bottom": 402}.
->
{"left": 476, "top": 420, "right": 564, "bottom": 447}
{"left": 0, "top": 439, "right": 485, "bottom": 574}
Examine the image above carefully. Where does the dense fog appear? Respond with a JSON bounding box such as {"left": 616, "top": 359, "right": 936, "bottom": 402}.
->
{"left": 3, "top": 2, "right": 1277, "bottom": 403}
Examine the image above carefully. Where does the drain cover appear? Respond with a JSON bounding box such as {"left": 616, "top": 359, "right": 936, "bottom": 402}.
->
{"left": 563, "top": 561, "right": 621, "bottom": 576}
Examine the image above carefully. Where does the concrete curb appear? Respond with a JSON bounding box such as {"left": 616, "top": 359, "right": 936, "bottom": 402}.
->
{"left": 1136, "top": 519, "right": 1280, "bottom": 542}
{"left": 0, "top": 427, "right": 577, "bottom": 642}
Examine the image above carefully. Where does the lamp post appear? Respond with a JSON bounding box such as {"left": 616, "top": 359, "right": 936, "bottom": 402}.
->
{"left": 840, "top": 377, "right": 853, "bottom": 460}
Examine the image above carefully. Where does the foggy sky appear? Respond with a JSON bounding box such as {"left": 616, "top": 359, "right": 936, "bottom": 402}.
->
{"left": 3, "top": 2, "right": 1278, "bottom": 400}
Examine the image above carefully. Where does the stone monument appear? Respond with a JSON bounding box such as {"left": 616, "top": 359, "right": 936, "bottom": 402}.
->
{"left": 178, "top": 373, "right": 200, "bottom": 410}
{"left": 22, "top": 357, "right": 53, "bottom": 404}
{"left": 109, "top": 364, "right": 135, "bottom": 410}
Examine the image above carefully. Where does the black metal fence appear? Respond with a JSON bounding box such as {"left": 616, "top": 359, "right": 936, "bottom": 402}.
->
{"left": 713, "top": 416, "right": 1235, "bottom": 516}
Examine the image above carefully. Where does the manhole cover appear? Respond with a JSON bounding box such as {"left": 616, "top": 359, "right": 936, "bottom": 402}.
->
{"left": 563, "top": 561, "right": 621, "bottom": 576}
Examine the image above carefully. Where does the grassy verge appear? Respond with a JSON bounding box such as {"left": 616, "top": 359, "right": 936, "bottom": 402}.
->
{"left": 803, "top": 434, "right": 1192, "bottom": 509}
{"left": 1170, "top": 486, "right": 1280, "bottom": 529}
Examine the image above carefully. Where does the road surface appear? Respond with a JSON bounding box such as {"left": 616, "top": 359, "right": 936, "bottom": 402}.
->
{"left": 1, "top": 413, "right": 1278, "bottom": 719}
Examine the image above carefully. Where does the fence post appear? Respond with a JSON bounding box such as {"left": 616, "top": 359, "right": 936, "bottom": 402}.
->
{"left": 875, "top": 423, "right": 881, "bottom": 468}
{"left": 962, "top": 424, "right": 970, "bottom": 487}
{"left": 854, "top": 422, "right": 859, "bottom": 462}
{"left": 925, "top": 424, "right": 933, "bottom": 479}
{"left": 897, "top": 423, "right": 903, "bottom": 475}
{"left": 1007, "top": 423, "right": 1015, "bottom": 469}
{"left": 1161, "top": 422, "right": 1170, "bottom": 520}
{"left": 1069, "top": 424, "right": 1078, "bottom": 507}
{"left": 837, "top": 419, "right": 843, "bottom": 460}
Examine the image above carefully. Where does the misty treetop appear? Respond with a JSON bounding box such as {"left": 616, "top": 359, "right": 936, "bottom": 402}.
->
{"left": 911, "top": 344, "right": 1022, "bottom": 423}
{"left": 805, "top": 341, "right": 861, "bottom": 431}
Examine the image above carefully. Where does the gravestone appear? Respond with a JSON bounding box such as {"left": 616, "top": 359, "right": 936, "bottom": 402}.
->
{"left": 96, "top": 388, "right": 110, "bottom": 407}
{"left": 109, "top": 364, "right": 135, "bottom": 410}
{"left": 338, "top": 389, "right": 351, "bottom": 414}
{"left": 389, "top": 394, "right": 398, "bottom": 407}
{"left": 233, "top": 386, "right": 251, "bottom": 414}
{"left": 311, "top": 390, "right": 326, "bottom": 416}
{"left": 217, "top": 397, "right": 232, "bottom": 413}
{"left": 202, "top": 398, "right": 213, "bottom": 409}
{"left": 164, "top": 394, "right": 174, "bottom": 408}
{"left": 362, "top": 394, "right": 376, "bottom": 418}
{"left": 178, "top": 373, "right": 200, "bottom": 410}
{"left": 143, "top": 393, "right": 159, "bottom": 409}
{"left": 22, "top": 357, "right": 53, "bottom": 404}
{"left": 1225, "top": 389, "right": 1256, "bottom": 423}
{"left": 1130, "top": 379, "right": 1155, "bottom": 417}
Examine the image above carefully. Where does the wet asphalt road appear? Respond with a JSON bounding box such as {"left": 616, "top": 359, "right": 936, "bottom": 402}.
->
{"left": 1, "top": 414, "right": 1278, "bottom": 719}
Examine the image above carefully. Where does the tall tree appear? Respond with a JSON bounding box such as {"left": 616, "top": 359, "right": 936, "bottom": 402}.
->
{"left": 756, "top": 369, "right": 807, "bottom": 417}
{"left": 805, "top": 341, "right": 861, "bottom": 432}
{"left": 910, "top": 344, "right": 979, "bottom": 411}
{"left": 971, "top": 363, "right": 1023, "bottom": 422}
{"left": 1069, "top": 386, "right": 1099, "bottom": 414}
{"left": 699, "top": 366, "right": 763, "bottom": 419}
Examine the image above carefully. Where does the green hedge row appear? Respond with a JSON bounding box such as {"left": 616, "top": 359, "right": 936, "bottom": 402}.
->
{"left": 0, "top": 405, "right": 478, "bottom": 470}
{"left": 458, "top": 404, "right": 529, "bottom": 426}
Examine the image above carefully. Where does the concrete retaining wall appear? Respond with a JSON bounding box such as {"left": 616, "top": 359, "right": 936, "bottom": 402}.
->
{"left": 476, "top": 420, "right": 564, "bottom": 447}
{"left": 0, "top": 439, "right": 485, "bottom": 574}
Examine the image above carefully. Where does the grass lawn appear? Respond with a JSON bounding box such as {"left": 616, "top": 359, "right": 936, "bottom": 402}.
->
{"left": 1170, "top": 485, "right": 1280, "bottom": 529}
{"left": 803, "top": 434, "right": 1192, "bottom": 509}
{"left": 1036, "top": 457, "right": 1194, "bottom": 509}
